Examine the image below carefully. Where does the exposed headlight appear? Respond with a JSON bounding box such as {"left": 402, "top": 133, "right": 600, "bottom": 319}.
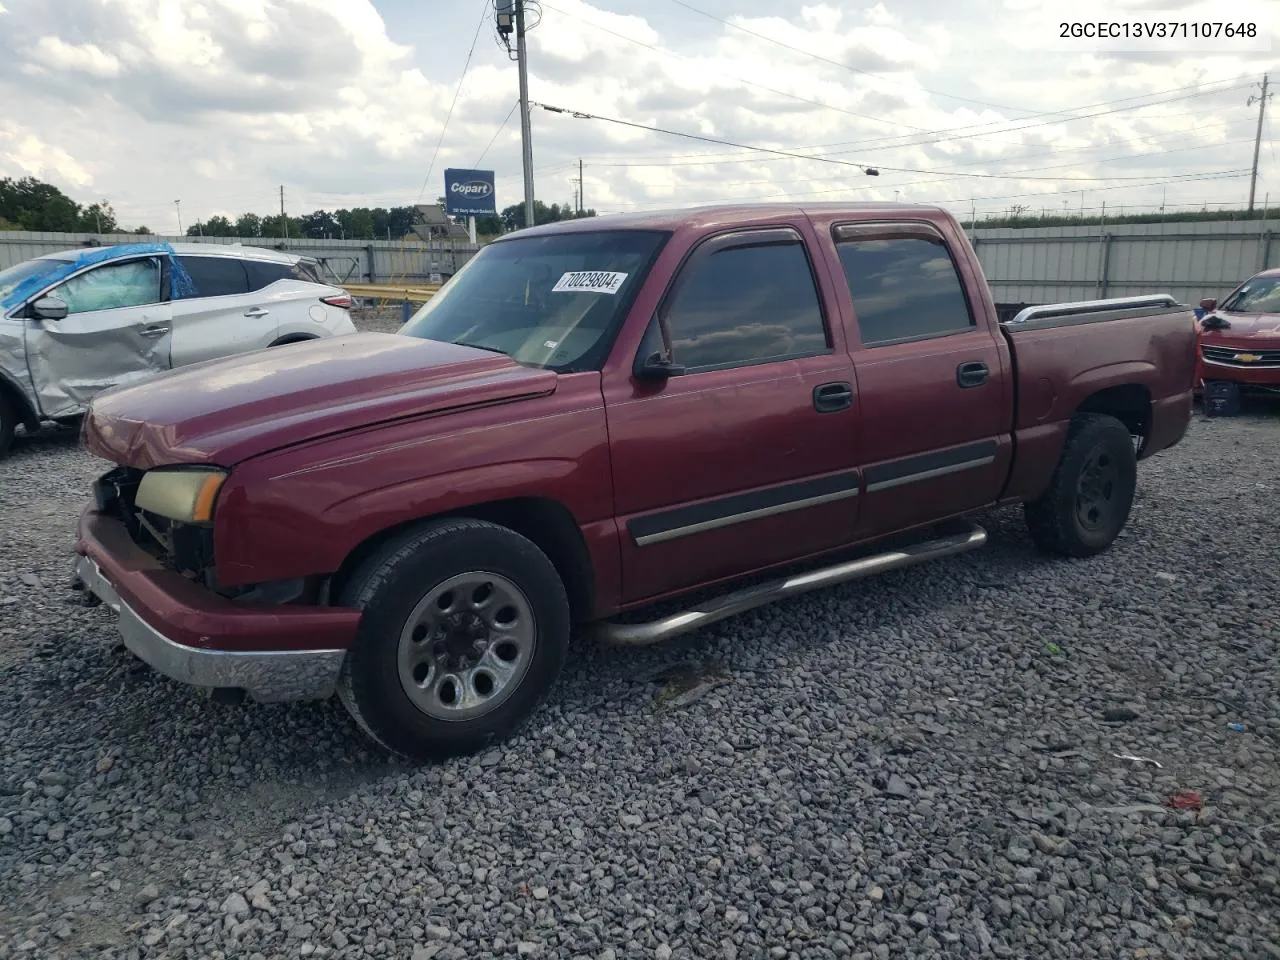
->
{"left": 135, "top": 468, "right": 228, "bottom": 524}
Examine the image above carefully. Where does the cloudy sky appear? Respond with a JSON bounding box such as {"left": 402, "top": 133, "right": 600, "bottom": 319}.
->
{"left": 0, "top": 0, "right": 1275, "bottom": 232}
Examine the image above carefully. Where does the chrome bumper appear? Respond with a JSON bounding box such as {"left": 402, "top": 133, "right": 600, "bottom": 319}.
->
{"left": 73, "top": 554, "right": 345, "bottom": 703}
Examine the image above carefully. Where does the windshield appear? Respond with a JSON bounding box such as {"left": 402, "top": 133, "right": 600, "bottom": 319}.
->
{"left": 0, "top": 258, "right": 64, "bottom": 308}
{"left": 400, "top": 229, "right": 669, "bottom": 371}
{"left": 1222, "top": 276, "right": 1280, "bottom": 314}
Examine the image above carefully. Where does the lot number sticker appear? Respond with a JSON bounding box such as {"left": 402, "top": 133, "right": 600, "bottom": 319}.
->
{"left": 552, "top": 271, "right": 629, "bottom": 295}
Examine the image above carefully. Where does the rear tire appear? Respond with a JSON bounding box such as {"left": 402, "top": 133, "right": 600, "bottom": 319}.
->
{"left": 1024, "top": 413, "right": 1137, "bottom": 558}
{"left": 0, "top": 393, "right": 15, "bottom": 461}
{"left": 336, "top": 517, "right": 571, "bottom": 761}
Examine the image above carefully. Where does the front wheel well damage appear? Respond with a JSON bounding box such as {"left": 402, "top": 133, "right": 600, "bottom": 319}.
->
{"left": 0, "top": 374, "right": 40, "bottom": 430}
{"left": 328, "top": 497, "right": 596, "bottom": 623}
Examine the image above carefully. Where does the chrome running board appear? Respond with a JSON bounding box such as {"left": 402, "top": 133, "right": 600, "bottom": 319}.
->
{"left": 592, "top": 521, "right": 988, "bottom": 647}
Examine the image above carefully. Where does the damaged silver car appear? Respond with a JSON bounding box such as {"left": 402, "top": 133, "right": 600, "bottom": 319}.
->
{"left": 0, "top": 241, "right": 357, "bottom": 458}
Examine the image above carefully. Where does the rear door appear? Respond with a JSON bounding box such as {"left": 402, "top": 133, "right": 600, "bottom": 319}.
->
{"left": 23, "top": 255, "right": 172, "bottom": 418}
{"left": 170, "top": 254, "right": 277, "bottom": 366}
{"left": 604, "top": 225, "right": 862, "bottom": 605}
{"left": 826, "top": 220, "right": 1012, "bottom": 539}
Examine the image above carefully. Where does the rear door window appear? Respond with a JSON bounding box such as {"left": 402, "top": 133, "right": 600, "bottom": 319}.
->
{"left": 835, "top": 228, "right": 975, "bottom": 346}
{"left": 244, "top": 260, "right": 293, "bottom": 291}
{"left": 177, "top": 256, "right": 250, "bottom": 299}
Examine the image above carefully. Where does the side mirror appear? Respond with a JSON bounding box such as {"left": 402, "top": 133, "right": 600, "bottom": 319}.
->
{"left": 1199, "top": 297, "right": 1217, "bottom": 312}
{"left": 635, "top": 350, "right": 686, "bottom": 381}
{"left": 31, "top": 295, "right": 68, "bottom": 321}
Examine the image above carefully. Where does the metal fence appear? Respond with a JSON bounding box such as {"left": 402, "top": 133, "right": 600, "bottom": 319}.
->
{"left": 3, "top": 218, "right": 1276, "bottom": 307}
{"left": 0, "top": 231, "right": 481, "bottom": 285}
{"left": 968, "top": 218, "right": 1277, "bottom": 306}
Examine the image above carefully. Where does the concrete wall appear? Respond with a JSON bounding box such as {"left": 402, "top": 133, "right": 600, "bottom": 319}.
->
{"left": 968, "top": 219, "right": 1278, "bottom": 306}
{"left": 0, "top": 231, "right": 481, "bottom": 284}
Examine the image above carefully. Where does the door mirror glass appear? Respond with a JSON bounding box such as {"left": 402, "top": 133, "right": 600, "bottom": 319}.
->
{"left": 31, "top": 295, "right": 68, "bottom": 321}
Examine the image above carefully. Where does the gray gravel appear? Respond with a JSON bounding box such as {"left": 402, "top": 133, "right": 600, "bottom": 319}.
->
{"left": 2, "top": 363, "right": 1278, "bottom": 958}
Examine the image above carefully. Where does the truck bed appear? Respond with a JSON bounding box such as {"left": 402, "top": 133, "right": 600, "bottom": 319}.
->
{"left": 997, "top": 294, "right": 1197, "bottom": 500}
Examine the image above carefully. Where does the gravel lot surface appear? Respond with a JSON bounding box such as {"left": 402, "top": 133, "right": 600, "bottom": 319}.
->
{"left": 1, "top": 334, "right": 1277, "bottom": 958}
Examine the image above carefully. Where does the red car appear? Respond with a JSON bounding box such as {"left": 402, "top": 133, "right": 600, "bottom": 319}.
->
{"left": 1195, "top": 267, "right": 1280, "bottom": 414}
{"left": 71, "top": 203, "right": 1196, "bottom": 759}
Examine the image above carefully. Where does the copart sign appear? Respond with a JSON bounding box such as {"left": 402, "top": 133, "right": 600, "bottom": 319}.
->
{"left": 444, "top": 168, "right": 497, "bottom": 217}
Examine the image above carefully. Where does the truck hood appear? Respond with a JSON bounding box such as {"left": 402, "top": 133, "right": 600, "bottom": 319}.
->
{"left": 83, "top": 333, "right": 558, "bottom": 468}
{"left": 1200, "top": 311, "right": 1280, "bottom": 344}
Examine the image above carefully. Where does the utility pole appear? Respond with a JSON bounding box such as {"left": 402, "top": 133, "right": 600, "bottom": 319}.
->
{"left": 516, "top": 0, "right": 535, "bottom": 229}
{"left": 280, "top": 185, "right": 289, "bottom": 241}
{"left": 579, "top": 158, "right": 584, "bottom": 214}
{"left": 174, "top": 200, "right": 183, "bottom": 235}
{"left": 495, "top": 0, "right": 536, "bottom": 229}
{"left": 1248, "top": 73, "right": 1271, "bottom": 213}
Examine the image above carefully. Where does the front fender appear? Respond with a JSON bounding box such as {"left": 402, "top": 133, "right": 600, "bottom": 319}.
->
{"left": 210, "top": 383, "right": 615, "bottom": 591}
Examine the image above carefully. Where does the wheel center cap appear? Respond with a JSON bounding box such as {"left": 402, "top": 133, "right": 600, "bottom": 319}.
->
{"left": 442, "top": 612, "right": 489, "bottom": 663}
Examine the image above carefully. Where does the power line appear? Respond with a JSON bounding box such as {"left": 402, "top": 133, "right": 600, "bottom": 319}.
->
{"left": 615, "top": 133, "right": 1259, "bottom": 197}
{"left": 563, "top": 77, "right": 1247, "bottom": 166}
{"left": 538, "top": 0, "right": 937, "bottom": 134}
{"left": 547, "top": 1, "right": 1248, "bottom": 163}
{"left": 604, "top": 170, "right": 1250, "bottom": 213}
{"left": 575, "top": 83, "right": 1254, "bottom": 171}
{"left": 534, "top": 102, "right": 1249, "bottom": 183}
{"left": 476, "top": 99, "right": 520, "bottom": 166}
{"left": 415, "top": 0, "right": 491, "bottom": 206}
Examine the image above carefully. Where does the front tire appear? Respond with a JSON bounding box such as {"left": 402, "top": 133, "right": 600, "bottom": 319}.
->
{"left": 1024, "top": 413, "right": 1137, "bottom": 558}
{"left": 0, "top": 393, "right": 15, "bottom": 460}
{"left": 336, "top": 517, "right": 570, "bottom": 760}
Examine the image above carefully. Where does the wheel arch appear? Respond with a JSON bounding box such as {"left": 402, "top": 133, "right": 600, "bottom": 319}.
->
{"left": 1073, "top": 382, "right": 1152, "bottom": 455}
{"left": 328, "top": 496, "right": 597, "bottom": 624}
{"left": 0, "top": 368, "right": 40, "bottom": 431}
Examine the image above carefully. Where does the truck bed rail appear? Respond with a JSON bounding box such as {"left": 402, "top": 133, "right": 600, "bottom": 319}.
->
{"left": 1002, "top": 294, "right": 1183, "bottom": 331}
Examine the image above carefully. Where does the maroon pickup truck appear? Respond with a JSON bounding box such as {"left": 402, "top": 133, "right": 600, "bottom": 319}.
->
{"left": 71, "top": 204, "right": 1195, "bottom": 759}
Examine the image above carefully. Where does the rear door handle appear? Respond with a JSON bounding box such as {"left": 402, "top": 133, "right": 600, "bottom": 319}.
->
{"left": 813, "top": 381, "right": 854, "bottom": 412}
{"left": 139, "top": 324, "right": 169, "bottom": 338}
{"left": 957, "top": 361, "right": 989, "bottom": 388}
{"left": 244, "top": 307, "right": 270, "bottom": 318}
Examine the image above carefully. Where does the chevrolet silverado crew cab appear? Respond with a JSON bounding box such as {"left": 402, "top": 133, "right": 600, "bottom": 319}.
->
{"left": 71, "top": 204, "right": 1196, "bottom": 760}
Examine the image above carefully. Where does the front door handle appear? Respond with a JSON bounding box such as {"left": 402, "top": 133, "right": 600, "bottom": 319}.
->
{"left": 957, "top": 361, "right": 989, "bottom": 388}
{"left": 139, "top": 324, "right": 169, "bottom": 338}
{"left": 813, "top": 381, "right": 854, "bottom": 412}
{"left": 244, "top": 307, "right": 270, "bottom": 318}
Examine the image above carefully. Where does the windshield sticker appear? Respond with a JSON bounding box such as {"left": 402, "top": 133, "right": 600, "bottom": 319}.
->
{"left": 552, "top": 271, "right": 628, "bottom": 295}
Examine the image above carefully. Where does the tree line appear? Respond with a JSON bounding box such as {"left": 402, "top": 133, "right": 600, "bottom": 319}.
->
{"left": 0, "top": 177, "right": 147, "bottom": 234}
{"left": 0, "top": 175, "right": 597, "bottom": 241}
{"left": 184, "top": 199, "right": 598, "bottom": 240}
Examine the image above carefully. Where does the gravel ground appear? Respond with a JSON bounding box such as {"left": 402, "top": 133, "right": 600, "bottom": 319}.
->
{"left": 1, "top": 344, "right": 1278, "bottom": 958}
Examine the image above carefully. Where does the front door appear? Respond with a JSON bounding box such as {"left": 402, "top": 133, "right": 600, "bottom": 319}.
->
{"left": 605, "top": 225, "right": 861, "bottom": 605}
{"left": 24, "top": 255, "right": 172, "bottom": 418}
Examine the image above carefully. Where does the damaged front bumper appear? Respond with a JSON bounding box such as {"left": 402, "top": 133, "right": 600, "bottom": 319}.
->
{"left": 73, "top": 507, "right": 361, "bottom": 703}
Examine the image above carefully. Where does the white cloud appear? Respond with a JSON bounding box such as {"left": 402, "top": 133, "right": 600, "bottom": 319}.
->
{"left": 0, "top": 0, "right": 1272, "bottom": 229}
{"left": 0, "top": 121, "right": 94, "bottom": 187}
{"left": 28, "top": 36, "right": 122, "bottom": 77}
